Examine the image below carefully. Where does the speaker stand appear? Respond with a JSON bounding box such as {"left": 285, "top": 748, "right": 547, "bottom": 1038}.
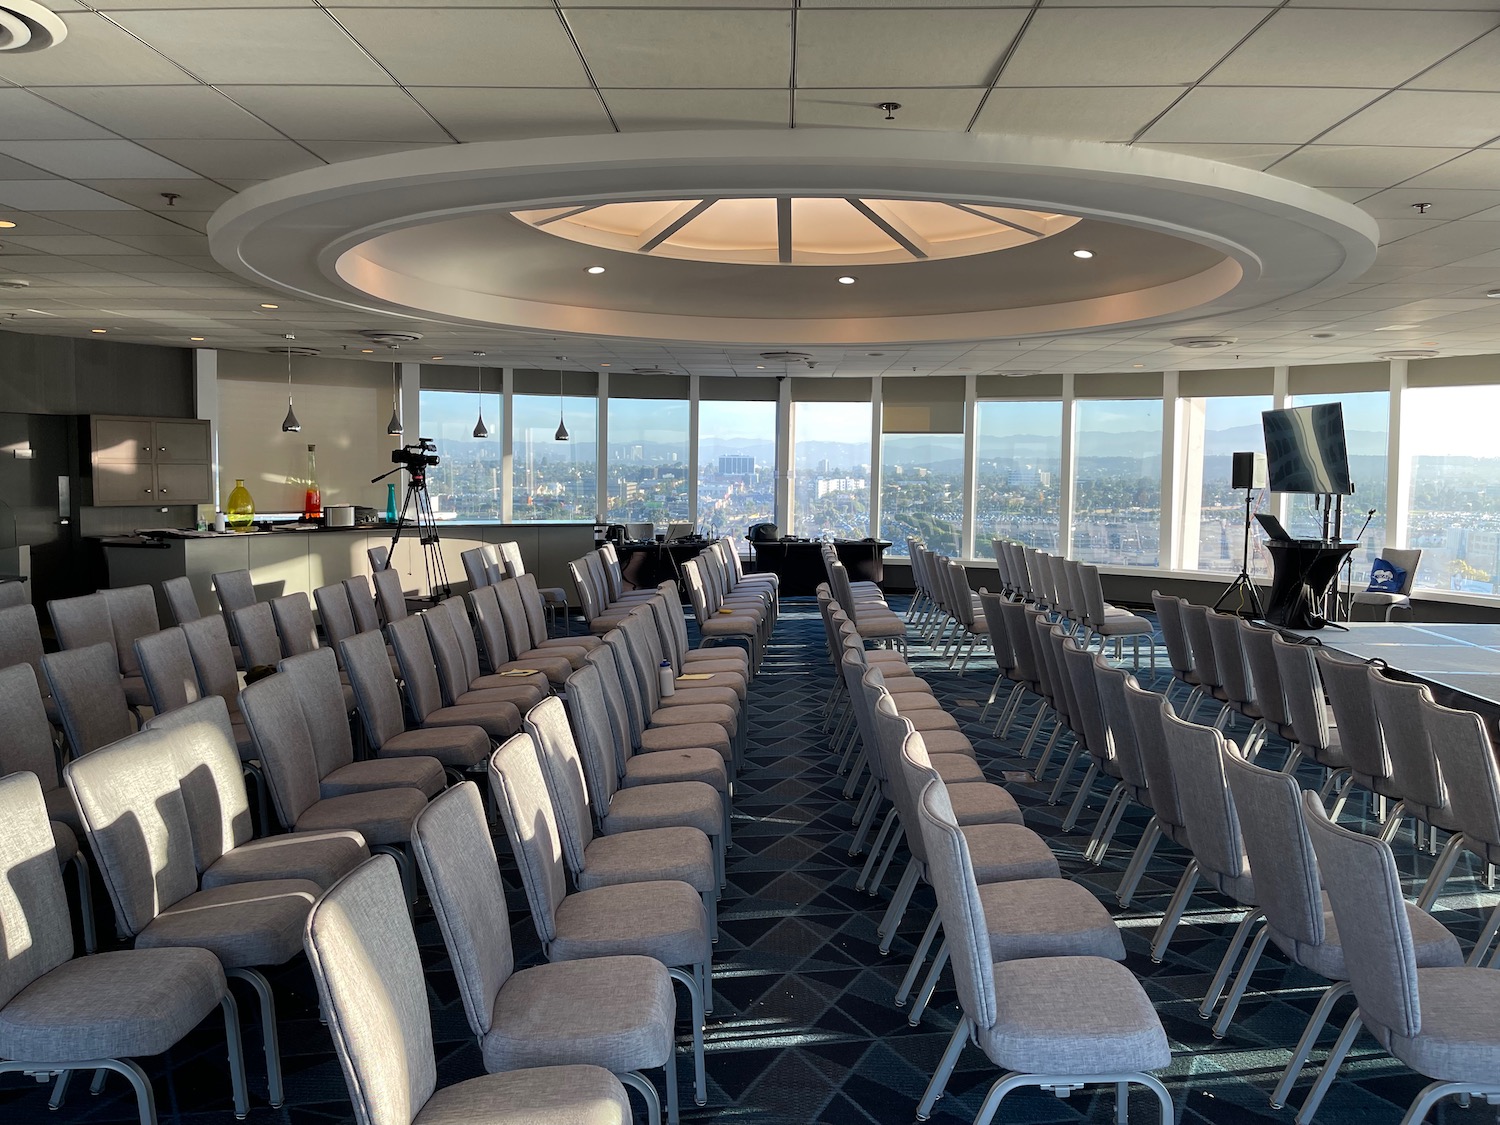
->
{"left": 1214, "top": 488, "right": 1265, "bottom": 618}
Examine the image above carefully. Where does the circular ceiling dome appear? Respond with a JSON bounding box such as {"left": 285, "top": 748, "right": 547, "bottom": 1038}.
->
{"left": 209, "top": 129, "right": 1379, "bottom": 349}
{"left": 513, "top": 196, "right": 1080, "bottom": 266}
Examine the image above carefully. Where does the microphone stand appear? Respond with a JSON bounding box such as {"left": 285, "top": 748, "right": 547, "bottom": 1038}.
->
{"left": 1341, "top": 507, "right": 1377, "bottom": 622}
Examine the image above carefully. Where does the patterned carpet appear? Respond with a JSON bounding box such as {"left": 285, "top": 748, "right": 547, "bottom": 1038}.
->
{"left": 5, "top": 595, "right": 1500, "bottom": 1124}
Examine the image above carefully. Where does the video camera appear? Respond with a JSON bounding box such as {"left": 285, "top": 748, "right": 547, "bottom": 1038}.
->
{"left": 391, "top": 438, "right": 439, "bottom": 471}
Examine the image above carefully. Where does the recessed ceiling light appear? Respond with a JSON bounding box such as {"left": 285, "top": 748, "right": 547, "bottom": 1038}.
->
{"left": 1375, "top": 324, "right": 1416, "bottom": 331}
{"left": 1072, "top": 249, "right": 1094, "bottom": 259}
{"left": 1311, "top": 332, "right": 1337, "bottom": 339}
{"left": 189, "top": 336, "right": 205, "bottom": 342}
{"left": 1132, "top": 363, "right": 1145, "bottom": 368}
{"left": 837, "top": 275, "right": 857, "bottom": 285}
{"left": 755, "top": 365, "right": 764, "bottom": 369}
{"left": 360, "top": 348, "right": 374, "bottom": 353}
{"left": 1487, "top": 289, "right": 1500, "bottom": 298}
{"left": 599, "top": 362, "right": 610, "bottom": 366}
{"left": 431, "top": 355, "right": 444, "bottom": 360}
{"left": 586, "top": 266, "right": 606, "bottom": 275}
{"left": 90, "top": 328, "right": 106, "bottom": 333}
{"left": 260, "top": 303, "right": 279, "bottom": 309}
{"left": 0, "top": 220, "right": 15, "bottom": 229}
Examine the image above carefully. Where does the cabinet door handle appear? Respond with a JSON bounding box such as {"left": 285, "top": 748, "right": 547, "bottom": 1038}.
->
{"left": 143, "top": 487, "right": 153, "bottom": 494}
{"left": 142, "top": 446, "right": 151, "bottom": 453}
{"left": 159, "top": 487, "right": 167, "bottom": 495}
{"left": 158, "top": 446, "right": 167, "bottom": 452}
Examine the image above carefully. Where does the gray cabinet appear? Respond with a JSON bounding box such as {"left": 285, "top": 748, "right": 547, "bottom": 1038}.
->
{"left": 91, "top": 415, "right": 212, "bottom": 506}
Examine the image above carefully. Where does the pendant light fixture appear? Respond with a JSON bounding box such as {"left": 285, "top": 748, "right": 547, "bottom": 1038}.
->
{"left": 471, "top": 362, "right": 489, "bottom": 439}
{"left": 280, "top": 334, "right": 301, "bottom": 433}
{"left": 385, "top": 348, "right": 403, "bottom": 436}
{"left": 554, "top": 369, "right": 569, "bottom": 442}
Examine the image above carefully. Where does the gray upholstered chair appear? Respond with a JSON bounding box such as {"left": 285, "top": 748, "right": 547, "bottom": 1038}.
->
{"left": 1300, "top": 791, "right": 1500, "bottom": 1125}
{"left": 993, "top": 598, "right": 1045, "bottom": 741}
{"left": 1059, "top": 639, "right": 1126, "bottom": 839}
{"left": 469, "top": 584, "right": 575, "bottom": 685}
{"left": 372, "top": 566, "right": 408, "bottom": 626}
{"left": 499, "top": 541, "right": 567, "bottom": 633}
{"left": 162, "top": 575, "right": 202, "bottom": 626}
{"left": 313, "top": 583, "right": 358, "bottom": 666}
{"left": 460, "top": 546, "right": 492, "bottom": 593}
{"left": 42, "top": 641, "right": 134, "bottom": 756}
{"left": 568, "top": 558, "right": 633, "bottom": 636}
{"left": 269, "top": 592, "right": 317, "bottom": 656}
{"left": 912, "top": 777, "right": 1174, "bottom": 1125}
{"left": 641, "top": 596, "right": 747, "bottom": 698}
{"left": 304, "top": 854, "right": 633, "bottom": 1125}
{"left": 422, "top": 599, "right": 548, "bottom": 711}
{"left": 1086, "top": 656, "right": 1155, "bottom": 868}
{"left": 211, "top": 569, "right": 256, "bottom": 670}
{"left": 48, "top": 590, "right": 153, "bottom": 712}
{"left": 413, "top": 782, "right": 687, "bottom": 1124}
{"left": 618, "top": 614, "right": 742, "bottom": 751}
{"left": 1079, "top": 562, "right": 1154, "bottom": 669}
{"left": 585, "top": 645, "right": 732, "bottom": 775}
{"left": 502, "top": 574, "right": 601, "bottom": 661}
{"left": 388, "top": 614, "right": 522, "bottom": 742}
{"left": 1367, "top": 666, "right": 1456, "bottom": 860}
{"left": 343, "top": 575, "right": 382, "bottom": 634}
{"left": 1206, "top": 608, "right": 1265, "bottom": 755}
{"left": 279, "top": 649, "right": 445, "bottom": 799}
{"left": 66, "top": 726, "right": 321, "bottom": 1109}
{"left": 1272, "top": 634, "right": 1350, "bottom": 801}
{"left": 1179, "top": 602, "right": 1230, "bottom": 727}
{"left": 0, "top": 601, "right": 60, "bottom": 723}
{"left": 1351, "top": 546, "right": 1421, "bottom": 621}
{"left": 230, "top": 602, "right": 283, "bottom": 672}
{"left": 1219, "top": 747, "right": 1460, "bottom": 1114}
{"left": 1315, "top": 648, "right": 1399, "bottom": 823}
{"left": 603, "top": 632, "right": 738, "bottom": 767}
{"left": 651, "top": 581, "right": 748, "bottom": 675}
{"left": 1116, "top": 678, "right": 1192, "bottom": 909}
{"left": 488, "top": 731, "right": 713, "bottom": 1029}
{"left": 0, "top": 771, "right": 249, "bottom": 1123}
{"left": 1151, "top": 591, "right": 1201, "bottom": 710}
{"left": 976, "top": 589, "right": 1023, "bottom": 728}
{"left": 681, "top": 561, "right": 760, "bottom": 668}
{"left": 0, "top": 579, "right": 25, "bottom": 608}
{"left": 1237, "top": 619, "right": 1296, "bottom": 765}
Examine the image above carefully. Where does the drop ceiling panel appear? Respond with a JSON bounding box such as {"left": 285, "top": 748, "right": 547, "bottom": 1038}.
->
{"left": 41, "top": 87, "right": 282, "bottom": 141}
{"left": 997, "top": 7, "right": 1267, "bottom": 87}
{"left": 332, "top": 8, "right": 590, "bottom": 86}
{"left": 0, "top": 14, "right": 193, "bottom": 86}
{"left": 567, "top": 9, "right": 791, "bottom": 88}
{"left": 4, "top": 234, "right": 140, "bottom": 255}
{"left": 1407, "top": 27, "right": 1500, "bottom": 92}
{"left": 0, "top": 180, "right": 136, "bottom": 210}
{"left": 1140, "top": 87, "right": 1378, "bottom": 144}
{"left": 1271, "top": 145, "right": 1467, "bottom": 189}
{"left": 1209, "top": 10, "right": 1499, "bottom": 88}
{"left": 973, "top": 87, "right": 1183, "bottom": 142}
{"left": 607, "top": 89, "right": 789, "bottom": 130}
{"left": 796, "top": 9, "right": 1026, "bottom": 87}
{"left": 113, "top": 10, "right": 392, "bottom": 84}
{"left": 0, "top": 140, "right": 197, "bottom": 179}
{"left": 301, "top": 140, "right": 456, "bottom": 161}
{"left": 0, "top": 90, "right": 115, "bottom": 141}
{"left": 137, "top": 139, "right": 324, "bottom": 180}
{"left": 797, "top": 89, "right": 983, "bottom": 131}
{"left": 1321, "top": 91, "right": 1500, "bottom": 148}
{"left": 30, "top": 210, "right": 197, "bottom": 237}
{"left": 218, "top": 86, "right": 450, "bottom": 142}
{"left": 409, "top": 88, "right": 612, "bottom": 142}
{"left": 76, "top": 179, "right": 235, "bottom": 212}
{"left": 1134, "top": 141, "right": 1298, "bottom": 170}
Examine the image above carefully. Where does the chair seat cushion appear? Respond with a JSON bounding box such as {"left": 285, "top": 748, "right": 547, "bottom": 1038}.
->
{"left": 1271, "top": 896, "right": 1461, "bottom": 982}
{"left": 931, "top": 752, "right": 986, "bottom": 786}
{"left": 551, "top": 880, "right": 710, "bottom": 968}
{"left": 321, "top": 755, "right": 446, "bottom": 799}
{"left": 980, "top": 956, "right": 1170, "bottom": 1075}
{"left": 0, "top": 948, "right": 226, "bottom": 1061}
{"left": 673, "top": 669, "right": 747, "bottom": 699}
{"left": 122, "top": 675, "right": 153, "bottom": 709}
{"left": 579, "top": 826, "right": 715, "bottom": 894}
{"left": 456, "top": 684, "right": 549, "bottom": 711}
{"left": 977, "top": 880, "right": 1126, "bottom": 962}
{"left": 424, "top": 702, "right": 520, "bottom": 742}
{"left": 1095, "top": 614, "right": 1153, "bottom": 638}
{"left": 622, "top": 747, "right": 728, "bottom": 793}
{"left": 657, "top": 685, "right": 741, "bottom": 713}
{"left": 639, "top": 723, "right": 732, "bottom": 762}
{"left": 414, "top": 1065, "right": 632, "bottom": 1125}
{"left": 916, "top": 730, "right": 977, "bottom": 758}
{"left": 381, "top": 725, "right": 490, "bottom": 769}
{"left": 504, "top": 657, "right": 576, "bottom": 686}
{"left": 961, "top": 823, "right": 1062, "bottom": 883}
{"left": 879, "top": 675, "right": 935, "bottom": 697}
{"left": 1385, "top": 966, "right": 1500, "bottom": 1082}
{"left": 201, "top": 830, "right": 369, "bottom": 891}
{"left": 699, "top": 616, "right": 757, "bottom": 638}
{"left": 135, "top": 878, "right": 321, "bottom": 968}
{"left": 684, "top": 648, "right": 749, "bottom": 671}
{"left": 649, "top": 703, "right": 736, "bottom": 737}
{"left": 902, "top": 709, "right": 962, "bottom": 733}
{"left": 1352, "top": 590, "right": 1409, "bottom": 606}
{"left": 946, "top": 782, "right": 1024, "bottom": 827}
{"left": 602, "top": 782, "right": 722, "bottom": 841}
{"left": 483, "top": 956, "right": 673, "bottom": 1074}
{"left": 295, "top": 787, "right": 428, "bottom": 847}
{"left": 852, "top": 616, "right": 906, "bottom": 638}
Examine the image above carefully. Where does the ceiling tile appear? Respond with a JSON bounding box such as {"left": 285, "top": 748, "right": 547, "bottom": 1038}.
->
{"left": 1407, "top": 26, "right": 1500, "bottom": 92}
{"left": 1271, "top": 145, "right": 1467, "bottom": 189}
{"left": 300, "top": 140, "right": 457, "bottom": 161}
{"left": 998, "top": 7, "right": 1267, "bottom": 87}
{"left": 112, "top": 10, "right": 391, "bottom": 85}
{"left": 606, "top": 88, "right": 788, "bottom": 130}
{"left": 137, "top": 139, "right": 324, "bottom": 180}
{"left": 4, "top": 234, "right": 140, "bottom": 255}
{"left": 797, "top": 88, "right": 983, "bottom": 132}
{"left": 796, "top": 9, "right": 1026, "bottom": 87}
{"left": 0, "top": 140, "right": 197, "bottom": 179}
{"left": 567, "top": 9, "right": 791, "bottom": 88}
{"left": 973, "top": 87, "right": 1182, "bottom": 142}
{"left": 1134, "top": 141, "right": 1297, "bottom": 170}
{"left": 0, "top": 180, "right": 135, "bottom": 210}
{"left": 1321, "top": 91, "right": 1500, "bottom": 148}
{"left": 1403, "top": 149, "right": 1500, "bottom": 191}
{"left": 0, "top": 13, "right": 193, "bottom": 86}
{"left": 41, "top": 87, "right": 281, "bottom": 141}
{"left": 333, "top": 8, "right": 589, "bottom": 86}
{"left": 1140, "top": 87, "right": 1377, "bottom": 144}
{"left": 0, "top": 154, "right": 53, "bottom": 179}
{"left": 76, "top": 178, "right": 234, "bottom": 212}
{"left": 1354, "top": 188, "right": 1500, "bottom": 221}
{"left": 30, "top": 210, "right": 200, "bottom": 237}
{"left": 408, "top": 88, "right": 611, "bottom": 142}
{"left": 218, "top": 86, "right": 450, "bottom": 142}
{"left": 0, "top": 90, "right": 115, "bottom": 141}
{"left": 1210, "top": 10, "right": 1500, "bottom": 87}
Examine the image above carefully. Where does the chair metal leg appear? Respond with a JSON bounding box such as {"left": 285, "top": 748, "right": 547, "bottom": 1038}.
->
{"left": 666, "top": 967, "right": 707, "bottom": 1106}
{"left": 1416, "top": 831, "right": 1466, "bottom": 910}
{"left": 1117, "top": 818, "right": 1162, "bottom": 907}
{"left": 1199, "top": 908, "right": 1265, "bottom": 1020}
{"left": 228, "top": 967, "right": 283, "bottom": 1108}
{"left": 1270, "top": 982, "right": 1350, "bottom": 1110}
{"left": 895, "top": 911, "right": 942, "bottom": 1006}
{"left": 878, "top": 862, "right": 921, "bottom": 951}
{"left": 1467, "top": 901, "right": 1500, "bottom": 967}
{"left": 907, "top": 939, "right": 948, "bottom": 1025}
{"left": 70, "top": 853, "right": 96, "bottom": 955}
{"left": 915, "top": 1016, "right": 969, "bottom": 1121}
{"left": 868, "top": 823, "right": 904, "bottom": 896}
{"left": 1032, "top": 725, "right": 1065, "bottom": 781}
{"left": 1016, "top": 706, "right": 1049, "bottom": 755}
{"left": 1212, "top": 922, "right": 1271, "bottom": 1038}
{"left": 1060, "top": 761, "right": 1099, "bottom": 827}
{"left": 1294, "top": 1009, "right": 1363, "bottom": 1125}
{"left": 1150, "top": 859, "right": 1199, "bottom": 963}
{"left": 1088, "top": 786, "right": 1131, "bottom": 866}
{"left": 619, "top": 1070, "right": 664, "bottom": 1125}
{"left": 996, "top": 684, "right": 1026, "bottom": 738}
{"left": 855, "top": 809, "right": 898, "bottom": 889}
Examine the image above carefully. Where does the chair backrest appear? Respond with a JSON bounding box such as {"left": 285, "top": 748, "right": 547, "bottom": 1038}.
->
{"left": 1206, "top": 610, "right": 1255, "bottom": 709}
{"left": 1238, "top": 621, "right": 1289, "bottom": 729}
{"left": 1062, "top": 639, "right": 1111, "bottom": 767}
{"left": 439, "top": 597, "right": 485, "bottom": 686}
{"left": 997, "top": 599, "right": 1039, "bottom": 685}
{"left": 387, "top": 614, "right": 444, "bottom": 722}
{"left": 372, "top": 568, "right": 408, "bottom": 626}
{"left": 515, "top": 575, "right": 552, "bottom": 647}
{"left": 1078, "top": 563, "right": 1110, "bottom": 627}
{"left": 460, "top": 547, "right": 491, "bottom": 592}
{"left": 212, "top": 569, "right": 256, "bottom": 615}
{"left": 102, "top": 585, "right": 160, "bottom": 677}
{"left": 564, "top": 661, "right": 628, "bottom": 780}
{"left": 494, "top": 576, "right": 537, "bottom": 655}
{"left": 1374, "top": 547, "right": 1421, "bottom": 596}
{"left": 0, "top": 603, "right": 48, "bottom": 696}
{"left": 873, "top": 695, "right": 926, "bottom": 864}
{"left": 914, "top": 774, "right": 998, "bottom": 1034}
{"left": 601, "top": 630, "right": 650, "bottom": 740}
{"left": 1122, "top": 679, "right": 1187, "bottom": 837}
{"left": 43, "top": 641, "right": 133, "bottom": 754}
{"left": 1091, "top": 656, "right": 1150, "bottom": 794}
{"left": 340, "top": 629, "right": 408, "bottom": 748}
{"left": 314, "top": 583, "right": 359, "bottom": 666}
{"left": 65, "top": 725, "right": 200, "bottom": 936}
{"left": 498, "top": 541, "right": 525, "bottom": 581}
{"left": 343, "top": 576, "right": 381, "bottom": 634}
{"left": 1179, "top": 603, "right": 1222, "bottom": 690}
{"left": 135, "top": 625, "right": 204, "bottom": 715}
{"left": 304, "top": 854, "right": 438, "bottom": 1125}
{"left": 181, "top": 614, "right": 241, "bottom": 709}
{"left": 1160, "top": 708, "right": 1247, "bottom": 885}
{"left": 48, "top": 591, "right": 113, "bottom": 654}
{"left": 271, "top": 592, "right": 320, "bottom": 657}
{"left": 0, "top": 581, "right": 26, "bottom": 609}
{"left": 367, "top": 545, "right": 390, "bottom": 572}
{"left": 231, "top": 602, "right": 284, "bottom": 672}
{"left": 524, "top": 694, "right": 603, "bottom": 872}
{"left": 1272, "top": 635, "right": 1335, "bottom": 754}
{"left": 568, "top": 559, "right": 606, "bottom": 626}
{"left": 1064, "top": 560, "right": 1088, "bottom": 626}
{"left": 1301, "top": 792, "right": 1422, "bottom": 1041}
{"left": 1151, "top": 591, "right": 1194, "bottom": 678}
{"left": 239, "top": 670, "right": 325, "bottom": 827}
{"left": 0, "top": 772, "right": 75, "bottom": 1009}
{"left": 1223, "top": 748, "right": 1325, "bottom": 950}
{"left": 1315, "top": 649, "right": 1391, "bottom": 783}
{"left": 487, "top": 732, "right": 569, "bottom": 948}
{"left": 163, "top": 575, "right": 202, "bottom": 625}
{"left": 1421, "top": 694, "right": 1500, "bottom": 853}
{"left": 281, "top": 648, "right": 357, "bottom": 777}
{"left": 586, "top": 644, "right": 646, "bottom": 754}
{"left": 411, "top": 782, "right": 513, "bottom": 1042}
{"left": 422, "top": 603, "right": 476, "bottom": 708}
{"left": 0, "top": 662, "right": 62, "bottom": 785}
{"left": 1368, "top": 666, "right": 1446, "bottom": 817}
{"left": 468, "top": 584, "right": 516, "bottom": 672}
{"left": 976, "top": 589, "right": 1014, "bottom": 671}
{"left": 144, "top": 696, "right": 255, "bottom": 869}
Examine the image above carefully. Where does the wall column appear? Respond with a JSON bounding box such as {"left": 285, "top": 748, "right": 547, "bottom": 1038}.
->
{"left": 1159, "top": 370, "right": 1183, "bottom": 569}
{"left": 596, "top": 369, "right": 609, "bottom": 522}
{"left": 1388, "top": 358, "right": 1410, "bottom": 548}
{"left": 775, "top": 376, "right": 792, "bottom": 533}
{"left": 688, "top": 373, "right": 700, "bottom": 529}
{"left": 1272, "top": 364, "right": 1291, "bottom": 529}
{"left": 1059, "top": 373, "right": 1075, "bottom": 557}
{"left": 500, "top": 367, "right": 514, "bottom": 523}
{"left": 961, "top": 372, "right": 978, "bottom": 560}
{"left": 193, "top": 348, "right": 221, "bottom": 509}
{"left": 869, "top": 374, "right": 883, "bottom": 540}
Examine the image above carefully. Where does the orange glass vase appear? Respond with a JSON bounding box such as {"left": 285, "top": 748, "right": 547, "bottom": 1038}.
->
{"left": 303, "top": 444, "right": 322, "bottom": 520}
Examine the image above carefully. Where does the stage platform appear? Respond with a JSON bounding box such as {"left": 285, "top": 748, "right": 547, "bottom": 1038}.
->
{"left": 1286, "top": 621, "right": 1500, "bottom": 716}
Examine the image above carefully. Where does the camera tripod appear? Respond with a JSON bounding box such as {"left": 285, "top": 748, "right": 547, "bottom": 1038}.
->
{"left": 1214, "top": 486, "right": 1265, "bottom": 618}
{"left": 371, "top": 460, "right": 450, "bottom": 599}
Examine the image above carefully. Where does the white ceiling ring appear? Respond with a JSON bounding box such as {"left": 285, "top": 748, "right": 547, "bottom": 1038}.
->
{"left": 0, "top": 0, "right": 66, "bottom": 52}
{"left": 210, "top": 129, "right": 1379, "bottom": 349}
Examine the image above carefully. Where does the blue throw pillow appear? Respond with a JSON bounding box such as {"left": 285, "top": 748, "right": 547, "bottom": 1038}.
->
{"left": 1367, "top": 558, "right": 1406, "bottom": 594}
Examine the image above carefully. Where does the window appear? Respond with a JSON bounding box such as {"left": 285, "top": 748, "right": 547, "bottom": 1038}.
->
{"left": 606, "top": 397, "right": 689, "bottom": 526}
{"left": 1183, "top": 395, "right": 1273, "bottom": 576}
{"left": 881, "top": 431, "right": 964, "bottom": 555}
{"left": 1072, "top": 399, "right": 1162, "bottom": 566}
{"left": 417, "top": 389, "right": 501, "bottom": 520}
{"left": 1404, "top": 385, "right": 1500, "bottom": 594}
{"left": 791, "top": 400, "right": 871, "bottom": 539}
{"left": 512, "top": 393, "right": 597, "bottom": 521}
{"left": 975, "top": 400, "right": 1062, "bottom": 551}
{"left": 1291, "top": 391, "right": 1388, "bottom": 584}
{"left": 696, "top": 400, "right": 776, "bottom": 540}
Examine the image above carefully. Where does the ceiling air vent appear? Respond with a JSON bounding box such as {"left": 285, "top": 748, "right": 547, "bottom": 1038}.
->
{"left": 1169, "top": 336, "right": 1236, "bottom": 349}
{"left": 759, "top": 351, "right": 813, "bottom": 363}
{"left": 1377, "top": 349, "right": 1438, "bottom": 360}
{"left": 630, "top": 366, "right": 673, "bottom": 376}
{"left": 0, "top": 0, "right": 66, "bottom": 51}
{"left": 266, "top": 345, "right": 320, "bottom": 357}
{"left": 0, "top": 278, "right": 30, "bottom": 289}
{"left": 360, "top": 330, "right": 424, "bottom": 345}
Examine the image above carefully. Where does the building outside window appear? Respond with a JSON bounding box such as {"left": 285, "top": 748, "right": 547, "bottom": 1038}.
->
{"left": 1072, "top": 399, "right": 1162, "bottom": 566}
{"left": 607, "top": 396, "right": 690, "bottom": 526}
{"left": 696, "top": 400, "right": 776, "bottom": 540}
{"left": 1291, "top": 390, "right": 1388, "bottom": 584}
{"left": 1185, "top": 395, "right": 1273, "bottom": 577}
{"left": 512, "top": 392, "right": 597, "bottom": 521}
{"left": 417, "top": 388, "right": 501, "bottom": 520}
{"left": 975, "top": 400, "right": 1061, "bottom": 551}
{"left": 880, "top": 431, "right": 964, "bottom": 555}
{"left": 791, "top": 400, "right": 871, "bottom": 539}
{"left": 1404, "top": 384, "right": 1500, "bottom": 594}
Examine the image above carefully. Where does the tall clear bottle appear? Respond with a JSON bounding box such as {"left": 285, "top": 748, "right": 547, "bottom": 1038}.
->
{"left": 303, "top": 444, "right": 322, "bottom": 520}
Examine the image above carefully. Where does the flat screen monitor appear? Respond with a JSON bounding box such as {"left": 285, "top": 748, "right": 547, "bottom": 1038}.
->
{"left": 1261, "top": 403, "right": 1353, "bottom": 495}
{"left": 666, "top": 522, "right": 694, "bottom": 542}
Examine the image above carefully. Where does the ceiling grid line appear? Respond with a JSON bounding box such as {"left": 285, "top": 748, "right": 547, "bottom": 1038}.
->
{"left": 550, "top": 0, "right": 620, "bottom": 133}
{"left": 963, "top": 0, "right": 1042, "bottom": 134}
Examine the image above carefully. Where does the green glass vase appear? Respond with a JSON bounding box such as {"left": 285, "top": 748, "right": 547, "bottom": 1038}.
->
{"left": 225, "top": 478, "right": 255, "bottom": 532}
